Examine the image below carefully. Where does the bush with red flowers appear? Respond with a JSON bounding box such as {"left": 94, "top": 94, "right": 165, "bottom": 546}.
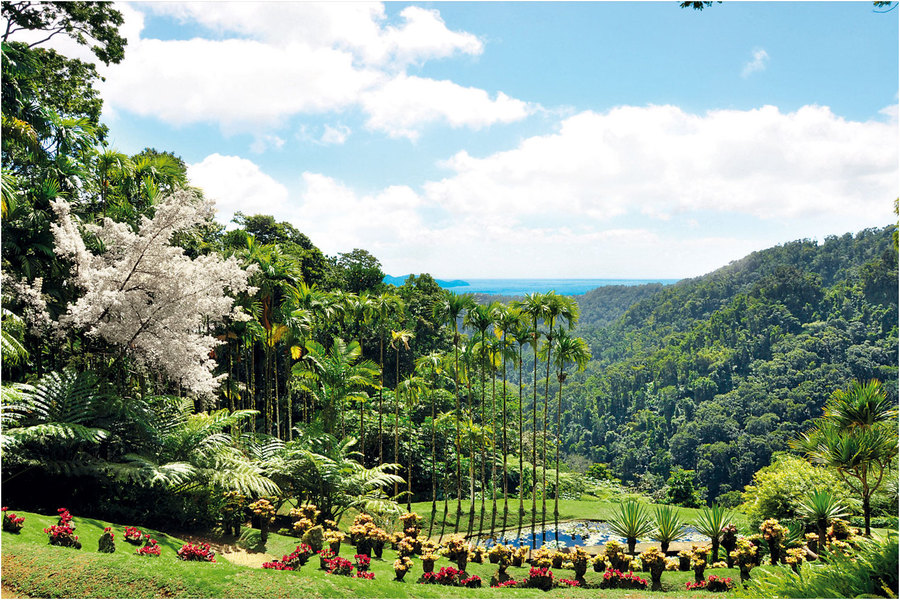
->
{"left": 177, "top": 542, "right": 216, "bottom": 562}
{"left": 282, "top": 544, "right": 313, "bottom": 569}
{"left": 44, "top": 514, "right": 80, "bottom": 549}
{"left": 420, "top": 566, "right": 463, "bottom": 586}
{"left": 354, "top": 553, "right": 371, "bottom": 572}
{"left": 491, "top": 579, "right": 522, "bottom": 589}
{"left": 325, "top": 557, "right": 355, "bottom": 576}
{"left": 524, "top": 567, "right": 555, "bottom": 591}
{"left": 262, "top": 560, "right": 294, "bottom": 570}
{"left": 2, "top": 508, "right": 25, "bottom": 533}
{"left": 124, "top": 526, "right": 144, "bottom": 544}
{"left": 137, "top": 536, "right": 160, "bottom": 556}
{"left": 686, "top": 575, "right": 735, "bottom": 592}
{"left": 559, "top": 578, "right": 581, "bottom": 588}
{"left": 461, "top": 574, "right": 482, "bottom": 588}
{"left": 599, "top": 568, "right": 648, "bottom": 590}
{"left": 355, "top": 571, "right": 375, "bottom": 580}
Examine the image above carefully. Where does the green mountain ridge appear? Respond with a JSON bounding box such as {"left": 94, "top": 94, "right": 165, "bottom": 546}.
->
{"left": 557, "top": 225, "right": 898, "bottom": 506}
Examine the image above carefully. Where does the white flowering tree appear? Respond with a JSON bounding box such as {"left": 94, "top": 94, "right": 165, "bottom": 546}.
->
{"left": 50, "top": 190, "right": 253, "bottom": 396}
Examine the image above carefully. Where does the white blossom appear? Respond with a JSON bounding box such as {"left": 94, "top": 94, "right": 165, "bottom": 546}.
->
{"left": 51, "top": 190, "right": 252, "bottom": 396}
{"left": 1, "top": 273, "right": 52, "bottom": 336}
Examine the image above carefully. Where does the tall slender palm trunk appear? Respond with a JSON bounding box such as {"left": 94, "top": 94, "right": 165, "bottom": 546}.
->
{"left": 501, "top": 339, "right": 509, "bottom": 538}
{"left": 541, "top": 321, "right": 556, "bottom": 545}
{"left": 467, "top": 375, "right": 477, "bottom": 539}
{"left": 429, "top": 364, "right": 437, "bottom": 538}
{"left": 489, "top": 358, "right": 498, "bottom": 541}
{"left": 554, "top": 371, "right": 565, "bottom": 544}
{"left": 531, "top": 332, "right": 539, "bottom": 552}
{"left": 479, "top": 335, "right": 487, "bottom": 537}
{"left": 517, "top": 348, "right": 525, "bottom": 543}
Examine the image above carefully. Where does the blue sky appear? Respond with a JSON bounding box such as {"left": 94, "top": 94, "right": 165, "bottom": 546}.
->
{"left": 14, "top": 2, "right": 898, "bottom": 278}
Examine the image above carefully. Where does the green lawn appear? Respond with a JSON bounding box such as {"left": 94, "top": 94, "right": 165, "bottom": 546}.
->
{"left": 0, "top": 508, "right": 761, "bottom": 598}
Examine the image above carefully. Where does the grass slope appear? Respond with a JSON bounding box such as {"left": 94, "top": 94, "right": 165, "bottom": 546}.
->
{"left": 2, "top": 509, "right": 759, "bottom": 598}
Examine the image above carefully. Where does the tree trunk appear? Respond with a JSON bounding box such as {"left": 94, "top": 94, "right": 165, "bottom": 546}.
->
{"left": 554, "top": 371, "right": 565, "bottom": 544}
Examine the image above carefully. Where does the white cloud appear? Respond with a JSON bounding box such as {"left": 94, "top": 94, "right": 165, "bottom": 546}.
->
{"left": 320, "top": 125, "right": 352, "bottom": 146}
{"left": 424, "top": 104, "right": 897, "bottom": 226}
{"left": 742, "top": 48, "right": 769, "bottom": 78}
{"left": 361, "top": 75, "right": 537, "bottom": 139}
{"left": 250, "top": 134, "right": 286, "bottom": 154}
{"left": 186, "top": 154, "right": 290, "bottom": 224}
{"left": 82, "top": 2, "right": 505, "bottom": 142}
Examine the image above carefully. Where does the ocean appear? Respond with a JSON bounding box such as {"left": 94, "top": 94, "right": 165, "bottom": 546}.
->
{"left": 435, "top": 278, "right": 680, "bottom": 296}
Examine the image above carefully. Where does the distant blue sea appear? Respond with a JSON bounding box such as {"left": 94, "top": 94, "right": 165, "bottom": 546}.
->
{"left": 436, "top": 278, "right": 680, "bottom": 296}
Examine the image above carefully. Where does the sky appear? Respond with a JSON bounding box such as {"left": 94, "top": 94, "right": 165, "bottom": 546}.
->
{"left": 13, "top": 2, "right": 899, "bottom": 279}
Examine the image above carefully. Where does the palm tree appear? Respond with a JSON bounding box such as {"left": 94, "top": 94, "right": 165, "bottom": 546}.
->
{"left": 432, "top": 292, "right": 474, "bottom": 539}
{"left": 494, "top": 304, "right": 521, "bottom": 536}
{"left": 395, "top": 374, "right": 425, "bottom": 509}
{"left": 464, "top": 302, "right": 496, "bottom": 536}
{"left": 416, "top": 351, "right": 444, "bottom": 537}
{"left": 797, "top": 489, "right": 849, "bottom": 557}
{"left": 343, "top": 292, "right": 375, "bottom": 458}
{"left": 295, "top": 338, "right": 379, "bottom": 437}
{"left": 374, "top": 293, "right": 404, "bottom": 463}
{"left": 551, "top": 328, "right": 591, "bottom": 541}
{"left": 537, "top": 292, "right": 579, "bottom": 542}
{"left": 513, "top": 292, "right": 547, "bottom": 550}
{"left": 510, "top": 316, "right": 531, "bottom": 543}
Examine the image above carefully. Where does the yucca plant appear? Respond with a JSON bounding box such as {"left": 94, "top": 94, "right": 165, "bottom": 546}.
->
{"left": 607, "top": 499, "right": 654, "bottom": 555}
{"left": 797, "top": 489, "right": 849, "bottom": 557}
{"left": 693, "top": 504, "right": 734, "bottom": 563}
{"left": 651, "top": 504, "right": 689, "bottom": 553}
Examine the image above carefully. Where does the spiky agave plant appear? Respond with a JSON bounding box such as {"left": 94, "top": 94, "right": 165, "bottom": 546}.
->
{"left": 693, "top": 504, "right": 735, "bottom": 563}
{"left": 797, "top": 489, "right": 849, "bottom": 557}
{"left": 607, "top": 500, "right": 654, "bottom": 555}
{"left": 650, "top": 504, "right": 689, "bottom": 553}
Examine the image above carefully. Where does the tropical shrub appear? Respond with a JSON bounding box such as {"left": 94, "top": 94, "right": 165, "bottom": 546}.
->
{"left": 282, "top": 544, "right": 313, "bottom": 569}
{"left": 651, "top": 504, "right": 688, "bottom": 553}
{"left": 639, "top": 546, "right": 666, "bottom": 589}
{"left": 325, "top": 557, "right": 355, "bottom": 576}
{"left": 760, "top": 518, "right": 786, "bottom": 565}
{"left": 262, "top": 560, "right": 293, "bottom": 570}
{"left": 98, "top": 527, "right": 115, "bottom": 553}
{"left": 354, "top": 554, "right": 370, "bottom": 572}
{"left": 317, "top": 548, "right": 335, "bottom": 569}
{"left": 220, "top": 491, "right": 246, "bottom": 537}
{"left": 570, "top": 546, "right": 591, "bottom": 579}
{"left": 355, "top": 571, "right": 375, "bottom": 580}
{"left": 738, "top": 534, "right": 898, "bottom": 599}
{"left": 2, "top": 507, "right": 25, "bottom": 533}
{"left": 686, "top": 575, "right": 735, "bottom": 592}
{"left": 739, "top": 453, "right": 854, "bottom": 526}
{"left": 730, "top": 538, "right": 757, "bottom": 583}
{"left": 607, "top": 500, "right": 653, "bottom": 554}
{"left": 137, "top": 540, "right": 161, "bottom": 556}
{"left": 721, "top": 523, "right": 738, "bottom": 568}
{"left": 592, "top": 553, "right": 608, "bottom": 572}
{"left": 599, "top": 568, "right": 648, "bottom": 590}
{"left": 693, "top": 504, "right": 734, "bottom": 562}
{"left": 177, "top": 542, "right": 216, "bottom": 562}
{"left": 531, "top": 547, "right": 552, "bottom": 568}
{"left": 460, "top": 574, "right": 482, "bottom": 588}
{"left": 524, "top": 567, "right": 554, "bottom": 591}
{"left": 123, "top": 526, "right": 144, "bottom": 544}
{"left": 443, "top": 534, "right": 468, "bottom": 571}
{"left": 603, "top": 539, "right": 629, "bottom": 571}
{"left": 393, "top": 556, "right": 412, "bottom": 581}
{"left": 248, "top": 498, "right": 276, "bottom": 543}
{"left": 45, "top": 510, "right": 80, "bottom": 549}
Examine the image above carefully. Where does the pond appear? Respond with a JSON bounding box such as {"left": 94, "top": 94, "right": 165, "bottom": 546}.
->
{"left": 475, "top": 520, "right": 709, "bottom": 550}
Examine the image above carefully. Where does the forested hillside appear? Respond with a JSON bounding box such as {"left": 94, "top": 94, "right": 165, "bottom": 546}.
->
{"left": 557, "top": 226, "right": 898, "bottom": 505}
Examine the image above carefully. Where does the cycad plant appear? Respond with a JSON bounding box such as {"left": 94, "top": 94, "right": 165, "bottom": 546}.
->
{"left": 607, "top": 500, "right": 654, "bottom": 555}
{"left": 693, "top": 504, "right": 735, "bottom": 563}
{"left": 651, "top": 504, "right": 689, "bottom": 553}
{"left": 797, "top": 489, "right": 849, "bottom": 557}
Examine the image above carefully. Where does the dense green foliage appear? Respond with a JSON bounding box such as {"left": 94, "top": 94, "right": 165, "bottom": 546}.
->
{"left": 554, "top": 229, "right": 898, "bottom": 504}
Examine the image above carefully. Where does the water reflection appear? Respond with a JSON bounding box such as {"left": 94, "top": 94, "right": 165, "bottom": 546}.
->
{"left": 476, "top": 520, "right": 708, "bottom": 550}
